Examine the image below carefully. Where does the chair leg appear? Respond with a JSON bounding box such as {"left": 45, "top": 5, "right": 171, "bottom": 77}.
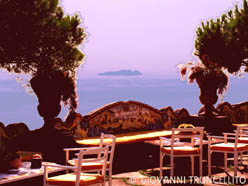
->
{"left": 199, "top": 155, "right": 202, "bottom": 177}
{"left": 170, "top": 156, "right": 174, "bottom": 177}
{"left": 65, "top": 151, "right": 69, "bottom": 174}
{"left": 108, "top": 169, "right": 112, "bottom": 186}
{"left": 191, "top": 156, "right": 194, "bottom": 176}
{"left": 208, "top": 151, "right": 211, "bottom": 176}
{"left": 234, "top": 152, "right": 238, "bottom": 177}
{"left": 224, "top": 152, "right": 227, "bottom": 172}
{"left": 240, "top": 152, "right": 243, "bottom": 164}
{"left": 160, "top": 152, "right": 163, "bottom": 177}
{"left": 43, "top": 165, "right": 48, "bottom": 186}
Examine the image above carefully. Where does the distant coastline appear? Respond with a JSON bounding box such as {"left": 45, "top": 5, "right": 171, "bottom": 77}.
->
{"left": 98, "top": 69, "right": 142, "bottom": 76}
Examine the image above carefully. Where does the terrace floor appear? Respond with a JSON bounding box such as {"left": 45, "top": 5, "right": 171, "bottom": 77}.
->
{"left": 109, "top": 156, "right": 248, "bottom": 186}
{"left": 2, "top": 156, "right": 248, "bottom": 186}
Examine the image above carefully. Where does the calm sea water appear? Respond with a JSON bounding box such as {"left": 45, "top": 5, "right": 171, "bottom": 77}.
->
{"left": 0, "top": 75, "right": 247, "bottom": 130}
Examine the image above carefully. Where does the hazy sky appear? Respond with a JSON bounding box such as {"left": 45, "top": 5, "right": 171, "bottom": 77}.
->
{"left": 60, "top": 0, "right": 243, "bottom": 78}
{"left": 0, "top": 0, "right": 244, "bottom": 79}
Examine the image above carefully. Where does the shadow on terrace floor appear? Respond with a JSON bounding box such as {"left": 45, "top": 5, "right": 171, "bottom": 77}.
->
{"left": 110, "top": 155, "right": 248, "bottom": 186}
{"left": 2, "top": 156, "right": 248, "bottom": 186}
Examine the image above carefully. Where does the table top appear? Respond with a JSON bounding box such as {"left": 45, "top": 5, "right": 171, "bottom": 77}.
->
{"left": 0, "top": 162, "right": 65, "bottom": 184}
{"left": 145, "top": 138, "right": 223, "bottom": 146}
{"left": 232, "top": 123, "right": 248, "bottom": 127}
{"left": 76, "top": 129, "right": 173, "bottom": 146}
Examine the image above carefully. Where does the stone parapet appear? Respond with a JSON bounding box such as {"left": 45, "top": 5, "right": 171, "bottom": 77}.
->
{"left": 217, "top": 101, "right": 248, "bottom": 123}
{"left": 55, "top": 100, "right": 190, "bottom": 138}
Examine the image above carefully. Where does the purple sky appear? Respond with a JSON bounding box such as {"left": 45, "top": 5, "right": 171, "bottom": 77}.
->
{"left": 0, "top": 0, "right": 243, "bottom": 79}
{"left": 60, "top": 0, "right": 243, "bottom": 78}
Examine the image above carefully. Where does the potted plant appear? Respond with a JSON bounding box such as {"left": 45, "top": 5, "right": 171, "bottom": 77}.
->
{"left": 179, "top": 55, "right": 228, "bottom": 117}
{"left": 30, "top": 70, "right": 78, "bottom": 130}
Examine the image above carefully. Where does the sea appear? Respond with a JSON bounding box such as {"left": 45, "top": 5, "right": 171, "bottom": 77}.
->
{"left": 0, "top": 75, "right": 247, "bottom": 130}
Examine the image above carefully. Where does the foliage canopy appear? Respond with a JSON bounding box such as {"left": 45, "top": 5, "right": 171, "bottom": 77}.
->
{"left": 0, "top": 0, "right": 87, "bottom": 113}
{"left": 0, "top": 0, "right": 86, "bottom": 77}
{"left": 194, "top": 0, "right": 248, "bottom": 74}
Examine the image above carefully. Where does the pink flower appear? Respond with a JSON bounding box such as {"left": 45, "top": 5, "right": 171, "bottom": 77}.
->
{"left": 180, "top": 66, "right": 187, "bottom": 77}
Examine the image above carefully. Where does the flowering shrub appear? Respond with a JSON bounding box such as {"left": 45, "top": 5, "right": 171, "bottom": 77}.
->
{"left": 178, "top": 55, "right": 229, "bottom": 100}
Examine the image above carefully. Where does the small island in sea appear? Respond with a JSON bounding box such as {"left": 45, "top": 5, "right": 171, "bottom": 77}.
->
{"left": 98, "top": 69, "right": 142, "bottom": 76}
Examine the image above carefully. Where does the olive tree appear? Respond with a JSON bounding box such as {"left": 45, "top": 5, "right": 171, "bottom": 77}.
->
{"left": 0, "top": 0, "right": 86, "bottom": 129}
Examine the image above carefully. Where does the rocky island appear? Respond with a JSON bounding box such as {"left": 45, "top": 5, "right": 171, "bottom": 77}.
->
{"left": 98, "top": 69, "right": 142, "bottom": 76}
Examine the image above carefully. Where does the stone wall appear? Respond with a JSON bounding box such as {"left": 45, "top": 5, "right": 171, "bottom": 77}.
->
{"left": 55, "top": 100, "right": 190, "bottom": 138}
{"left": 3, "top": 100, "right": 248, "bottom": 139}
{"left": 217, "top": 101, "right": 248, "bottom": 123}
{"left": 0, "top": 122, "right": 29, "bottom": 167}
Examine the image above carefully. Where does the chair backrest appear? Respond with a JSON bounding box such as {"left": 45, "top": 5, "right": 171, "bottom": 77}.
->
{"left": 75, "top": 146, "right": 109, "bottom": 186}
{"left": 237, "top": 125, "right": 248, "bottom": 136}
{"left": 99, "top": 133, "right": 116, "bottom": 167}
{"left": 170, "top": 127, "right": 204, "bottom": 150}
{"left": 233, "top": 125, "right": 248, "bottom": 148}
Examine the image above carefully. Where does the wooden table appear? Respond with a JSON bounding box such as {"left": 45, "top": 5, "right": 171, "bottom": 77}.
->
{"left": 232, "top": 123, "right": 248, "bottom": 127}
{"left": 145, "top": 138, "right": 223, "bottom": 146}
{"left": 76, "top": 129, "right": 173, "bottom": 146}
{"left": 0, "top": 162, "right": 65, "bottom": 184}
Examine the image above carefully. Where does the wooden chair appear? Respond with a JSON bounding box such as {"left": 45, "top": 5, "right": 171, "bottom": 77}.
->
{"left": 159, "top": 127, "right": 204, "bottom": 177}
{"left": 43, "top": 146, "right": 109, "bottom": 186}
{"left": 236, "top": 125, "right": 248, "bottom": 163}
{"left": 208, "top": 125, "right": 248, "bottom": 176}
{"left": 64, "top": 133, "right": 116, "bottom": 186}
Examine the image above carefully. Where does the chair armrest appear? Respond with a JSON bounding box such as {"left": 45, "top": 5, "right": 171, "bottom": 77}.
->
{"left": 159, "top": 137, "right": 185, "bottom": 147}
{"left": 207, "top": 135, "right": 225, "bottom": 144}
{"left": 207, "top": 135, "right": 237, "bottom": 146}
{"left": 64, "top": 147, "right": 98, "bottom": 152}
{"left": 159, "top": 137, "right": 179, "bottom": 142}
{"left": 208, "top": 135, "right": 236, "bottom": 140}
{"left": 240, "top": 134, "right": 248, "bottom": 137}
{"left": 43, "top": 163, "right": 76, "bottom": 170}
{"left": 222, "top": 132, "right": 236, "bottom": 136}
{"left": 159, "top": 136, "right": 170, "bottom": 141}
{"left": 207, "top": 135, "right": 224, "bottom": 139}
